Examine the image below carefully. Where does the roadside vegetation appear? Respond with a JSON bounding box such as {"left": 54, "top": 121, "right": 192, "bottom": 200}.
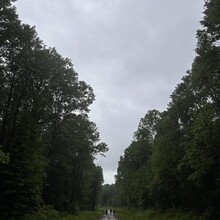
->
{"left": 115, "top": 208, "right": 206, "bottom": 220}
{"left": 24, "top": 206, "right": 103, "bottom": 220}
{"left": 23, "top": 207, "right": 209, "bottom": 220}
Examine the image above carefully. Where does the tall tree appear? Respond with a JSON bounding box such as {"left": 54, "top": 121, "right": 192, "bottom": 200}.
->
{"left": 178, "top": 0, "right": 220, "bottom": 216}
{"left": 115, "top": 1, "right": 220, "bottom": 218}
{"left": 43, "top": 114, "right": 107, "bottom": 212}
{"left": 0, "top": 1, "right": 107, "bottom": 218}
{"left": 115, "top": 110, "right": 160, "bottom": 208}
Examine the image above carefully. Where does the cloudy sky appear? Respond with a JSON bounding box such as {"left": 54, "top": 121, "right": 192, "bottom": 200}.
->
{"left": 15, "top": 0, "right": 204, "bottom": 184}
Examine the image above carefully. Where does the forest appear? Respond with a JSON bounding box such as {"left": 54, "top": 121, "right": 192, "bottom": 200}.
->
{"left": 0, "top": 0, "right": 108, "bottom": 219}
{"left": 101, "top": 0, "right": 220, "bottom": 219}
{"left": 0, "top": 0, "right": 220, "bottom": 219}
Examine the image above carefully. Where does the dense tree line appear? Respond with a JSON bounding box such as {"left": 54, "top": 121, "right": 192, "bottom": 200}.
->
{"left": 100, "top": 184, "right": 116, "bottom": 207}
{"left": 0, "top": 1, "right": 107, "bottom": 219}
{"left": 115, "top": 0, "right": 220, "bottom": 219}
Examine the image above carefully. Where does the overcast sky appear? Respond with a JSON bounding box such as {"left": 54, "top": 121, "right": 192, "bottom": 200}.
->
{"left": 15, "top": 0, "right": 204, "bottom": 184}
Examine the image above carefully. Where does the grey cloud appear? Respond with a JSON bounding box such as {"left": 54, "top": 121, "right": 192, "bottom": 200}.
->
{"left": 16, "top": 0, "right": 204, "bottom": 184}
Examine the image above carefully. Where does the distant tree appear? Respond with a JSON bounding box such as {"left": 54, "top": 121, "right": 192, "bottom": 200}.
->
{"left": 89, "top": 165, "right": 104, "bottom": 211}
{"left": 100, "top": 184, "right": 116, "bottom": 207}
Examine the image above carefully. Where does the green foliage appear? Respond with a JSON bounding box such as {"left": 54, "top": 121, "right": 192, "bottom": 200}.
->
{"left": 24, "top": 206, "right": 102, "bottom": 220}
{"left": 100, "top": 184, "right": 116, "bottom": 207}
{"left": 116, "top": 208, "right": 205, "bottom": 220}
{"left": 0, "top": 145, "right": 9, "bottom": 164}
{"left": 115, "top": 110, "right": 160, "bottom": 208}
{"left": 115, "top": 0, "right": 220, "bottom": 218}
{"left": 0, "top": 0, "right": 107, "bottom": 218}
{"left": 42, "top": 114, "right": 107, "bottom": 212}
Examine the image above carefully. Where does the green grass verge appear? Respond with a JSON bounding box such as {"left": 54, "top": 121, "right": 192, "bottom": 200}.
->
{"left": 115, "top": 208, "right": 206, "bottom": 220}
{"left": 24, "top": 207, "right": 207, "bottom": 220}
{"left": 24, "top": 206, "right": 103, "bottom": 220}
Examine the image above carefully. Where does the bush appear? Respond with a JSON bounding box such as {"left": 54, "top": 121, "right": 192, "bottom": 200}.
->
{"left": 24, "top": 206, "right": 102, "bottom": 220}
{"left": 116, "top": 208, "right": 206, "bottom": 220}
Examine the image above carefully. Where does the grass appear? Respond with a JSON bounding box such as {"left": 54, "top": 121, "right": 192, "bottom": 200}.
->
{"left": 115, "top": 208, "right": 206, "bottom": 220}
{"left": 24, "top": 207, "right": 207, "bottom": 220}
{"left": 24, "top": 206, "right": 103, "bottom": 220}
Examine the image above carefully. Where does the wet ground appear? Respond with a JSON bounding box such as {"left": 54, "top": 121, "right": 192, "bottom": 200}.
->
{"left": 99, "top": 214, "right": 117, "bottom": 220}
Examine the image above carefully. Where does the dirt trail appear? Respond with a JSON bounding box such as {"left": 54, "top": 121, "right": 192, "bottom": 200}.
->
{"left": 98, "top": 214, "right": 118, "bottom": 220}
